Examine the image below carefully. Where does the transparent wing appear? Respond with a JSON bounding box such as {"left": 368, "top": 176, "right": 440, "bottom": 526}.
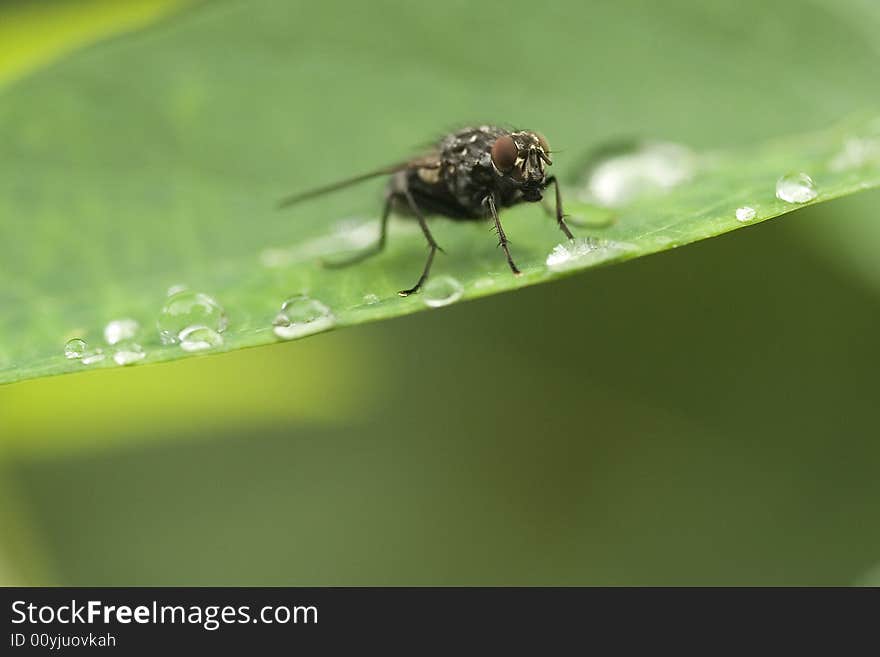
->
{"left": 277, "top": 156, "right": 440, "bottom": 209}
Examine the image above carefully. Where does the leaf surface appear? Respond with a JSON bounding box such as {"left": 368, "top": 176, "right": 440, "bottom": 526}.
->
{"left": 2, "top": 0, "right": 879, "bottom": 384}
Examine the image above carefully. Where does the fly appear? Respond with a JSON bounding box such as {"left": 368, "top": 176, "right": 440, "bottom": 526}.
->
{"left": 278, "top": 125, "right": 575, "bottom": 296}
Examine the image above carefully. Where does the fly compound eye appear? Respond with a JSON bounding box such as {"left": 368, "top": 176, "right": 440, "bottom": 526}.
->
{"left": 535, "top": 132, "right": 551, "bottom": 161}
{"left": 535, "top": 132, "right": 550, "bottom": 152}
{"left": 491, "top": 135, "right": 518, "bottom": 172}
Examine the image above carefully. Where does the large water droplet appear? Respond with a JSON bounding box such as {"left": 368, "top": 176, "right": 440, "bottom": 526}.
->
{"left": 546, "top": 238, "right": 636, "bottom": 272}
{"left": 735, "top": 206, "right": 756, "bottom": 223}
{"left": 103, "top": 318, "right": 140, "bottom": 345}
{"left": 272, "top": 296, "right": 335, "bottom": 340}
{"left": 830, "top": 137, "right": 880, "bottom": 172}
{"left": 775, "top": 173, "right": 817, "bottom": 203}
{"left": 112, "top": 343, "right": 145, "bottom": 366}
{"left": 80, "top": 348, "right": 105, "bottom": 365}
{"left": 64, "top": 338, "right": 86, "bottom": 360}
{"left": 422, "top": 275, "right": 464, "bottom": 308}
{"left": 578, "top": 141, "right": 696, "bottom": 207}
{"left": 178, "top": 325, "right": 224, "bottom": 352}
{"left": 158, "top": 291, "right": 228, "bottom": 345}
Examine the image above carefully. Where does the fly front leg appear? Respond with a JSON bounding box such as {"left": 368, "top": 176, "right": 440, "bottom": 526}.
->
{"left": 541, "top": 177, "right": 617, "bottom": 229}
{"left": 484, "top": 193, "right": 520, "bottom": 275}
{"left": 544, "top": 175, "right": 574, "bottom": 240}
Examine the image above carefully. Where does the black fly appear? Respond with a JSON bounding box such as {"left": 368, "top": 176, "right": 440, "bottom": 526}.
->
{"left": 278, "top": 125, "right": 574, "bottom": 296}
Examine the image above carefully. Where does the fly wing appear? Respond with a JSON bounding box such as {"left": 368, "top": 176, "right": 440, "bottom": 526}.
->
{"left": 277, "top": 154, "right": 440, "bottom": 209}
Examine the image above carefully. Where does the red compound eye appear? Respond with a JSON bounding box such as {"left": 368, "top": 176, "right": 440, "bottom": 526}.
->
{"left": 535, "top": 132, "right": 550, "bottom": 154}
{"left": 491, "top": 135, "right": 518, "bottom": 172}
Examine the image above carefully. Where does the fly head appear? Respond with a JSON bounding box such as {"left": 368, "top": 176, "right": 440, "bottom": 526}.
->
{"left": 490, "top": 130, "right": 552, "bottom": 201}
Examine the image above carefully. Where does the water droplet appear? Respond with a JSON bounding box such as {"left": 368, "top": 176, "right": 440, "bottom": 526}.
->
{"left": 363, "top": 293, "right": 380, "bottom": 305}
{"left": 735, "top": 206, "right": 756, "bottom": 223}
{"left": 775, "top": 173, "right": 817, "bottom": 204}
{"left": 178, "top": 325, "right": 224, "bottom": 352}
{"left": 829, "top": 138, "right": 880, "bottom": 172}
{"left": 578, "top": 141, "right": 696, "bottom": 207}
{"left": 80, "top": 348, "right": 105, "bottom": 365}
{"left": 158, "top": 291, "right": 227, "bottom": 345}
{"left": 103, "top": 318, "right": 140, "bottom": 345}
{"left": 166, "top": 283, "right": 188, "bottom": 297}
{"left": 272, "top": 296, "right": 335, "bottom": 340}
{"left": 546, "top": 238, "right": 636, "bottom": 272}
{"left": 64, "top": 338, "right": 86, "bottom": 360}
{"left": 422, "top": 276, "right": 464, "bottom": 308}
{"left": 112, "top": 343, "right": 145, "bottom": 366}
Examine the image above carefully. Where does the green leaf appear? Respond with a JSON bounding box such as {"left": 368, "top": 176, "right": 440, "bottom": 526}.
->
{"left": 0, "top": 0, "right": 190, "bottom": 87}
{"left": 2, "top": 0, "right": 880, "bottom": 385}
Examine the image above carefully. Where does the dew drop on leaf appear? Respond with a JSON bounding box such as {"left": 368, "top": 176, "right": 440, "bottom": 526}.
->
{"left": 735, "top": 206, "right": 756, "bottom": 222}
{"left": 546, "top": 238, "right": 636, "bottom": 272}
{"left": 422, "top": 276, "right": 464, "bottom": 308}
{"left": 775, "top": 173, "right": 817, "bottom": 203}
{"left": 272, "top": 296, "right": 335, "bottom": 340}
{"left": 64, "top": 338, "right": 87, "bottom": 360}
{"left": 178, "top": 325, "right": 224, "bottom": 352}
{"left": 158, "top": 291, "right": 228, "bottom": 345}
{"left": 578, "top": 141, "right": 696, "bottom": 207}
{"left": 103, "top": 318, "right": 140, "bottom": 345}
{"left": 829, "top": 138, "right": 880, "bottom": 172}
{"left": 80, "top": 348, "right": 106, "bottom": 365}
{"left": 112, "top": 343, "right": 145, "bottom": 365}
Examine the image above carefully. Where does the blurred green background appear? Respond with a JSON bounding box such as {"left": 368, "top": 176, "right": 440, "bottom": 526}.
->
{"left": 1, "top": 0, "right": 880, "bottom": 585}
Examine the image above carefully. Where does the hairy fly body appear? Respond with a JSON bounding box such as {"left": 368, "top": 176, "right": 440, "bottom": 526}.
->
{"left": 278, "top": 125, "right": 574, "bottom": 296}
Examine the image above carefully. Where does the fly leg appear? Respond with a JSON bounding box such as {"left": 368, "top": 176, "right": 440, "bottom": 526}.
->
{"left": 484, "top": 194, "right": 520, "bottom": 275}
{"left": 544, "top": 175, "right": 574, "bottom": 239}
{"left": 541, "top": 176, "right": 616, "bottom": 230}
{"left": 398, "top": 185, "right": 442, "bottom": 296}
{"left": 323, "top": 192, "right": 396, "bottom": 268}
